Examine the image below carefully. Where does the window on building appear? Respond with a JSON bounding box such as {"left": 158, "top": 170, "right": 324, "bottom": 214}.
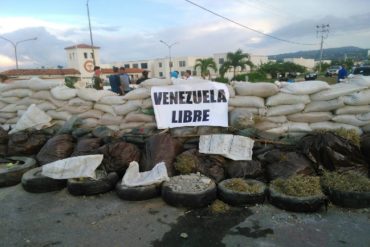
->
{"left": 179, "top": 61, "right": 186, "bottom": 67}
{"left": 91, "top": 53, "right": 94, "bottom": 59}
{"left": 141, "top": 63, "right": 148, "bottom": 69}
{"left": 159, "top": 72, "right": 163, "bottom": 77}
{"left": 84, "top": 52, "right": 88, "bottom": 59}
{"left": 124, "top": 64, "right": 130, "bottom": 68}
{"left": 159, "top": 62, "right": 162, "bottom": 68}
{"left": 69, "top": 54, "right": 72, "bottom": 60}
{"left": 133, "top": 64, "right": 139, "bottom": 68}
{"left": 219, "top": 58, "right": 224, "bottom": 64}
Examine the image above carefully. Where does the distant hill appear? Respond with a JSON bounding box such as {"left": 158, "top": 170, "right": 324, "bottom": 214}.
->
{"left": 268, "top": 46, "right": 369, "bottom": 61}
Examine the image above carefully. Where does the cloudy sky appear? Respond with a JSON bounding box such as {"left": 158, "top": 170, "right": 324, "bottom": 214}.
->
{"left": 0, "top": 0, "right": 369, "bottom": 71}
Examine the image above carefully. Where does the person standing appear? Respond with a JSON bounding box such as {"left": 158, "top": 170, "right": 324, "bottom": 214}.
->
{"left": 92, "top": 66, "right": 103, "bottom": 90}
{"left": 183, "top": 70, "right": 193, "bottom": 80}
{"left": 136, "top": 70, "right": 149, "bottom": 85}
{"left": 109, "top": 67, "right": 122, "bottom": 95}
{"left": 337, "top": 65, "right": 348, "bottom": 83}
{"left": 119, "top": 67, "right": 131, "bottom": 94}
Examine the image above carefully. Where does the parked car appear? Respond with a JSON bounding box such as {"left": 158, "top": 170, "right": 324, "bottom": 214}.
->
{"left": 351, "top": 66, "right": 370, "bottom": 76}
{"left": 305, "top": 72, "right": 317, "bottom": 81}
{"left": 325, "top": 66, "right": 341, "bottom": 77}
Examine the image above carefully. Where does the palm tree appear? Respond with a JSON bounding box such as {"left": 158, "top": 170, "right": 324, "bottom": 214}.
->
{"left": 194, "top": 58, "right": 217, "bottom": 79}
{"left": 222, "top": 49, "right": 254, "bottom": 79}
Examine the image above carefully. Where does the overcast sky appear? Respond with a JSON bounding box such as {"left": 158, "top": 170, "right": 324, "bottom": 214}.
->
{"left": 0, "top": 0, "right": 369, "bottom": 71}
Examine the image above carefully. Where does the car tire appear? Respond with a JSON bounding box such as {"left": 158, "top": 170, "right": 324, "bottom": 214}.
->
{"left": 218, "top": 179, "right": 266, "bottom": 206}
{"left": 67, "top": 172, "right": 119, "bottom": 196}
{"left": 161, "top": 180, "right": 217, "bottom": 208}
{"left": 321, "top": 183, "right": 370, "bottom": 209}
{"left": 115, "top": 180, "right": 161, "bottom": 201}
{"left": 0, "top": 156, "right": 37, "bottom": 187}
{"left": 21, "top": 167, "right": 67, "bottom": 193}
{"left": 268, "top": 185, "right": 327, "bottom": 213}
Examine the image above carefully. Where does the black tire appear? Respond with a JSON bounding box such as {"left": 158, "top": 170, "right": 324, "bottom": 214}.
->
{"left": 21, "top": 167, "right": 67, "bottom": 193}
{"left": 268, "top": 186, "right": 327, "bottom": 213}
{"left": 218, "top": 179, "right": 266, "bottom": 206}
{"left": 161, "top": 180, "right": 217, "bottom": 208}
{"left": 321, "top": 183, "right": 370, "bottom": 209}
{"left": 0, "top": 156, "right": 37, "bottom": 187}
{"left": 115, "top": 180, "right": 161, "bottom": 201}
{"left": 67, "top": 172, "right": 119, "bottom": 196}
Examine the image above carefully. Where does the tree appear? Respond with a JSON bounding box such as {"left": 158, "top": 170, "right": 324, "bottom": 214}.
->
{"left": 221, "top": 49, "right": 254, "bottom": 79}
{"left": 194, "top": 58, "right": 217, "bottom": 79}
{"left": 258, "top": 62, "right": 306, "bottom": 79}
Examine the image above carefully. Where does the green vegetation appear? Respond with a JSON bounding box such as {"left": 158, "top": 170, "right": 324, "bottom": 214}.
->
{"left": 246, "top": 71, "right": 269, "bottom": 82}
{"left": 210, "top": 199, "right": 230, "bottom": 214}
{"left": 224, "top": 178, "right": 262, "bottom": 193}
{"left": 321, "top": 172, "right": 370, "bottom": 192}
{"left": 271, "top": 175, "right": 323, "bottom": 197}
{"left": 257, "top": 61, "right": 306, "bottom": 80}
{"left": 220, "top": 49, "right": 254, "bottom": 79}
{"left": 314, "top": 128, "right": 360, "bottom": 146}
{"left": 214, "top": 77, "right": 229, "bottom": 84}
{"left": 194, "top": 57, "right": 217, "bottom": 79}
{"left": 174, "top": 154, "right": 197, "bottom": 174}
{"left": 64, "top": 76, "right": 78, "bottom": 88}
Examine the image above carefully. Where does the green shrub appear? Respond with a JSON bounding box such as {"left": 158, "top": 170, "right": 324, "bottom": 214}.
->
{"left": 64, "top": 76, "right": 78, "bottom": 88}
{"left": 214, "top": 77, "right": 229, "bottom": 84}
{"left": 247, "top": 71, "right": 269, "bottom": 82}
{"left": 232, "top": 73, "right": 248, "bottom": 82}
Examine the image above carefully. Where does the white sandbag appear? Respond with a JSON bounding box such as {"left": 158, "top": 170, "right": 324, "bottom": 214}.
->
{"left": 42, "top": 155, "right": 104, "bottom": 179}
{"left": 0, "top": 80, "right": 29, "bottom": 92}
{"left": 229, "top": 109, "right": 255, "bottom": 128}
{"left": 80, "top": 118, "right": 99, "bottom": 128}
{"left": 347, "top": 75, "right": 370, "bottom": 87}
{"left": 47, "top": 110, "right": 72, "bottom": 121}
{"left": 27, "top": 77, "right": 61, "bottom": 90}
{"left": 122, "top": 161, "right": 169, "bottom": 187}
{"left": 361, "top": 123, "right": 370, "bottom": 132}
{"left": 264, "top": 116, "right": 287, "bottom": 123}
{"left": 31, "top": 90, "right": 64, "bottom": 107}
{"left": 310, "top": 121, "right": 363, "bottom": 135}
{"left": 141, "top": 98, "right": 153, "bottom": 109}
{"left": 113, "top": 100, "right": 142, "bottom": 116}
{"left": 120, "top": 122, "right": 144, "bottom": 130}
{"left": 0, "top": 118, "right": 7, "bottom": 124}
{"left": 280, "top": 80, "right": 330, "bottom": 95}
{"left": 0, "top": 112, "right": 17, "bottom": 119}
{"left": 68, "top": 98, "right": 94, "bottom": 107}
{"left": 78, "top": 109, "right": 104, "bottom": 119}
{"left": 122, "top": 88, "right": 150, "bottom": 100}
{"left": 226, "top": 84, "right": 235, "bottom": 98}
{"left": 357, "top": 112, "right": 370, "bottom": 121}
{"left": 310, "top": 83, "right": 366, "bottom": 101}
{"left": 106, "top": 125, "right": 120, "bottom": 131}
{"left": 254, "top": 120, "right": 281, "bottom": 131}
{"left": 304, "top": 97, "right": 345, "bottom": 112}
{"left": 0, "top": 101, "right": 6, "bottom": 109}
{"left": 287, "top": 122, "right": 312, "bottom": 132}
{"left": 9, "top": 104, "right": 52, "bottom": 134}
{"left": 144, "top": 122, "right": 157, "bottom": 128}
{"left": 60, "top": 105, "right": 92, "bottom": 114}
{"left": 229, "top": 96, "right": 264, "bottom": 108}
{"left": 199, "top": 134, "right": 254, "bottom": 161}
{"left": 94, "top": 103, "right": 116, "bottom": 116}
{"left": 140, "top": 78, "right": 172, "bottom": 87}
{"left": 265, "top": 125, "right": 289, "bottom": 135}
{"left": 77, "top": 88, "right": 116, "bottom": 102}
{"left": 5, "top": 117, "right": 19, "bottom": 124}
{"left": 1, "top": 89, "right": 33, "bottom": 98}
{"left": 124, "top": 112, "right": 155, "bottom": 123}
{"left": 343, "top": 89, "right": 370, "bottom": 105}
{"left": 332, "top": 115, "right": 370, "bottom": 127}
{"left": 287, "top": 112, "right": 333, "bottom": 123}
{"left": 99, "top": 113, "right": 123, "bottom": 125}
{"left": 233, "top": 81, "right": 279, "bottom": 97}
{"left": 98, "top": 95, "right": 126, "bottom": 105}
{"left": 36, "top": 102, "right": 57, "bottom": 111}
{"left": 16, "top": 97, "right": 43, "bottom": 106}
{"left": 0, "top": 97, "right": 20, "bottom": 104}
{"left": 266, "top": 103, "right": 305, "bottom": 117}
{"left": 51, "top": 86, "right": 77, "bottom": 100}
{"left": 266, "top": 93, "right": 310, "bottom": 106}
{"left": 0, "top": 104, "right": 27, "bottom": 113}
{"left": 335, "top": 105, "right": 370, "bottom": 115}
{"left": 17, "top": 110, "right": 26, "bottom": 117}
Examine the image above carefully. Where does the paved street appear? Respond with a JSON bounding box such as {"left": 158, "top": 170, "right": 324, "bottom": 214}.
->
{"left": 0, "top": 184, "right": 369, "bottom": 247}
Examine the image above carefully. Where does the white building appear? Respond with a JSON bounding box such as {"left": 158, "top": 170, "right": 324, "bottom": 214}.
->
{"left": 283, "top": 57, "right": 315, "bottom": 69}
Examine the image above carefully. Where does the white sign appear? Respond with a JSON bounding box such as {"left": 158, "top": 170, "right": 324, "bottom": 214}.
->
{"left": 151, "top": 82, "right": 230, "bottom": 129}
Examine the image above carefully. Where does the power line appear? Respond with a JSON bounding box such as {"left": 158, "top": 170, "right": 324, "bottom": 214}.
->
{"left": 184, "top": 0, "right": 318, "bottom": 46}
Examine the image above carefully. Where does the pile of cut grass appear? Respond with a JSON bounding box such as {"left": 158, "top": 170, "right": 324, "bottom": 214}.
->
{"left": 321, "top": 171, "right": 370, "bottom": 192}
{"left": 210, "top": 199, "right": 230, "bottom": 214}
{"left": 224, "top": 178, "right": 262, "bottom": 193}
{"left": 174, "top": 154, "right": 197, "bottom": 174}
{"left": 271, "top": 175, "right": 323, "bottom": 197}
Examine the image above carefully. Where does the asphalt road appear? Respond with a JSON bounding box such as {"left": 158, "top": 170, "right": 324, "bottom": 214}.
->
{"left": 0, "top": 184, "right": 369, "bottom": 247}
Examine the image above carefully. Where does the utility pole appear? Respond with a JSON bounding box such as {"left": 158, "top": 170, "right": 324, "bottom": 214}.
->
{"left": 0, "top": 36, "right": 37, "bottom": 69}
{"left": 160, "top": 40, "right": 178, "bottom": 75}
{"left": 316, "top": 24, "right": 330, "bottom": 73}
{"left": 86, "top": 0, "right": 96, "bottom": 66}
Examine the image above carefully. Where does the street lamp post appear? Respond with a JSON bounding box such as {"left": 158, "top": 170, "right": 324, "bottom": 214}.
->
{"left": 0, "top": 36, "right": 37, "bottom": 69}
{"left": 160, "top": 40, "right": 178, "bottom": 75}
{"left": 86, "top": 0, "right": 96, "bottom": 66}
